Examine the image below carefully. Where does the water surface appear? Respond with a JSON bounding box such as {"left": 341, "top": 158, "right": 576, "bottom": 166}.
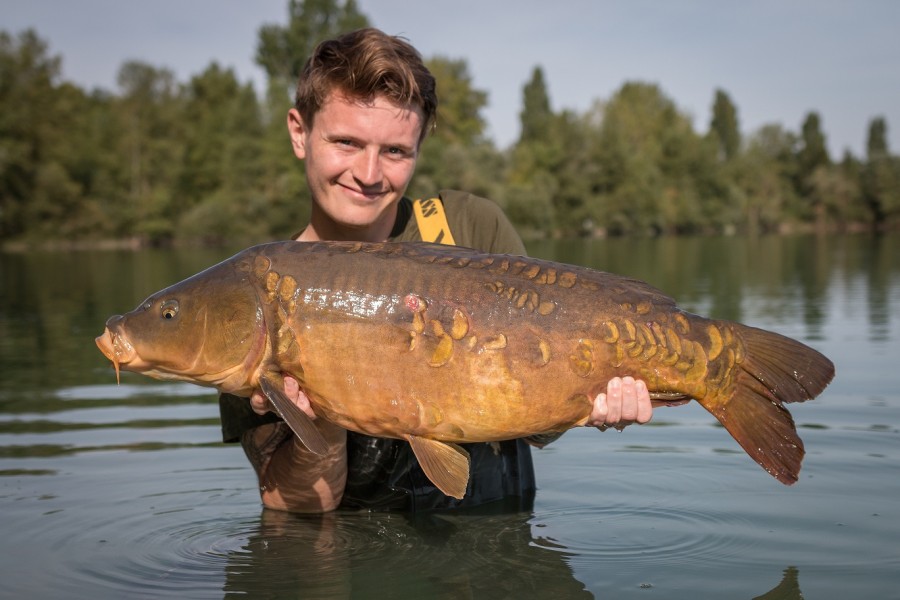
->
{"left": 1, "top": 234, "right": 898, "bottom": 598}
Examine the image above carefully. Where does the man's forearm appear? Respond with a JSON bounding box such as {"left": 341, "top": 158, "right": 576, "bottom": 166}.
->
{"left": 241, "top": 420, "right": 348, "bottom": 513}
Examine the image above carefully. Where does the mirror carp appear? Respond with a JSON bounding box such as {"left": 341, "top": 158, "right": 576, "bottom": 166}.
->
{"left": 96, "top": 241, "right": 835, "bottom": 499}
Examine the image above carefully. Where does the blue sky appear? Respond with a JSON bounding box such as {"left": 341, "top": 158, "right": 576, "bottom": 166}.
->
{"left": 5, "top": 0, "right": 899, "bottom": 158}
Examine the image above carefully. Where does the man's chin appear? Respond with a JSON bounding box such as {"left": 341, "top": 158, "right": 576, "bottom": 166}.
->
{"left": 333, "top": 202, "right": 399, "bottom": 230}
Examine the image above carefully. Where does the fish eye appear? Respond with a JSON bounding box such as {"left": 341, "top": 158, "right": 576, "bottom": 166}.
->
{"left": 160, "top": 300, "right": 179, "bottom": 320}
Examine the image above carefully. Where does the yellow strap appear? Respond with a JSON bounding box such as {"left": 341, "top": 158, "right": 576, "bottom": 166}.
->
{"left": 412, "top": 197, "right": 456, "bottom": 246}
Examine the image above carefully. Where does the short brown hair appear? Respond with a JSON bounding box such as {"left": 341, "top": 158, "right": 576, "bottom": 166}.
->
{"left": 294, "top": 28, "right": 437, "bottom": 142}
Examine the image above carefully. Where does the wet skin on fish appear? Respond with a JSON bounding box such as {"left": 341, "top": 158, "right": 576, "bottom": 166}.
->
{"left": 96, "top": 241, "right": 835, "bottom": 499}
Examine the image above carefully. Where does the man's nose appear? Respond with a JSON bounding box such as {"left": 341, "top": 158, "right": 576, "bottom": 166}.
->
{"left": 352, "top": 147, "right": 383, "bottom": 186}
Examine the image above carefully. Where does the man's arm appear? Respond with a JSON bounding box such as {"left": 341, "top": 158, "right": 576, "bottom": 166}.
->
{"left": 241, "top": 378, "right": 347, "bottom": 513}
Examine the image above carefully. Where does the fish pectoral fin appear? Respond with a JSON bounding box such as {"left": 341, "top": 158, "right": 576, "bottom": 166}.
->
{"left": 259, "top": 374, "right": 329, "bottom": 456}
{"left": 405, "top": 434, "right": 470, "bottom": 500}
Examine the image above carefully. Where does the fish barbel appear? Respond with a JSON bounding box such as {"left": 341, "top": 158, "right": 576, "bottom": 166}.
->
{"left": 96, "top": 241, "right": 835, "bottom": 498}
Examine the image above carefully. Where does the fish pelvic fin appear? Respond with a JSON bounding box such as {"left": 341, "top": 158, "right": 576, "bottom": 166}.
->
{"left": 699, "top": 324, "right": 835, "bottom": 485}
{"left": 259, "top": 373, "right": 329, "bottom": 456}
{"left": 405, "top": 434, "right": 471, "bottom": 499}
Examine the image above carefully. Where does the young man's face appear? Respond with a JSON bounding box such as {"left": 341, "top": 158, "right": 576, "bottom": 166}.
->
{"left": 288, "top": 92, "right": 424, "bottom": 241}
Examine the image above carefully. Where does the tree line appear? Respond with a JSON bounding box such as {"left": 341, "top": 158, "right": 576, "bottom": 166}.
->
{"left": 2, "top": 1, "right": 898, "bottom": 247}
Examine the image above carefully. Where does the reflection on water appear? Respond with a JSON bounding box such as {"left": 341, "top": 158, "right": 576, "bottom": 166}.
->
{"left": 224, "top": 508, "right": 595, "bottom": 598}
{"left": 1, "top": 234, "right": 898, "bottom": 598}
{"left": 222, "top": 510, "right": 803, "bottom": 599}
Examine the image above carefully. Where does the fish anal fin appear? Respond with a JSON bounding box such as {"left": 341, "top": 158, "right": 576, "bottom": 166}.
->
{"left": 405, "top": 434, "right": 471, "bottom": 499}
{"left": 259, "top": 373, "right": 329, "bottom": 456}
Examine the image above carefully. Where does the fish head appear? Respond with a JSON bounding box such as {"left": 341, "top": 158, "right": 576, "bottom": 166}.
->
{"left": 95, "top": 258, "right": 268, "bottom": 394}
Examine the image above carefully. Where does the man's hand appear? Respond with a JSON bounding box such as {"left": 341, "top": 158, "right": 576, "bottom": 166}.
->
{"left": 588, "top": 376, "right": 653, "bottom": 431}
{"left": 245, "top": 375, "right": 346, "bottom": 513}
{"left": 250, "top": 375, "right": 315, "bottom": 419}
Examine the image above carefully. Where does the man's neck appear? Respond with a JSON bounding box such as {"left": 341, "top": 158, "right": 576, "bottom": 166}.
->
{"left": 297, "top": 204, "right": 399, "bottom": 243}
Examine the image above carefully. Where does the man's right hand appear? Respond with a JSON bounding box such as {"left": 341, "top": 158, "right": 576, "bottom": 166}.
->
{"left": 244, "top": 375, "right": 347, "bottom": 513}
{"left": 250, "top": 375, "right": 317, "bottom": 419}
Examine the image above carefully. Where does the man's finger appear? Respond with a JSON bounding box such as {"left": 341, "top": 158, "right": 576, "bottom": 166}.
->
{"left": 619, "top": 376, "right": 638, "bottom": 422}
{"left": 635, "top": 379, "right": 653, "bottom": 424}
{"left": 604, "top": 377, "right": 623, "bottom": 424}
{"left": 250, "top": 389, "right": 272, "bottom": 415}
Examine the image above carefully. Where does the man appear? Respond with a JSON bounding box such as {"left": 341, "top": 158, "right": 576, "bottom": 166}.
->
{"left": 219, "top": 28, "right": 653, "bottom": 514}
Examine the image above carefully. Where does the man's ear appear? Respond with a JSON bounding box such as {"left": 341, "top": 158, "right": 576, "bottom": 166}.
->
{"left": 287, "top": 109, "right": 308, "bottom": 160}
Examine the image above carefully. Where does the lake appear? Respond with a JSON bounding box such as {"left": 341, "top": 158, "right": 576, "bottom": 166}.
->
{"left": 1, "top": 233, "right": 898, "bottom": 599}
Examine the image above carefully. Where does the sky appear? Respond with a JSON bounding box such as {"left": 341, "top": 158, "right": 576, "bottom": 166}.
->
{"left": 5, "top": 0, "right": 899, "bottom": 158}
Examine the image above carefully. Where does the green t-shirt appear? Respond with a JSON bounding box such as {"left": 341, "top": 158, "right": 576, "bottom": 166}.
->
{"left": 390, "top": 190, "right": 527, "bottom": 254}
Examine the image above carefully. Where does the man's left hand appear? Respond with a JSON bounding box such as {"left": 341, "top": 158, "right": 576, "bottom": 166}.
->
{"left": 588, "top": 376, "right": 653, "bottom": 431}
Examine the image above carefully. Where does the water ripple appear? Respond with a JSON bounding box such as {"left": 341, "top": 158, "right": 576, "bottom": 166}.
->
{"left": 530, "top": 500, "right": 758, "bottom": 568}
{"left": 17, "top": 509, "right": 256, "bottom": 599}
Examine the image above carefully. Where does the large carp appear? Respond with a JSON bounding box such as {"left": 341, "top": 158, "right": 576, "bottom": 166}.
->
{"left": 96, "top": 241, "right": 834, "bottom": 499}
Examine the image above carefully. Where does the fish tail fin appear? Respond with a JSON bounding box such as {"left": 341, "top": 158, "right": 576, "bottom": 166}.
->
{"left": 697, "top": 323, "right": 834, "bottom": 485}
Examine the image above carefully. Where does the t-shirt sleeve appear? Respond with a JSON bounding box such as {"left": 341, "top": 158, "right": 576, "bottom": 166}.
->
{"left": 219, "top": 393, "right": 281, "bottom": 443}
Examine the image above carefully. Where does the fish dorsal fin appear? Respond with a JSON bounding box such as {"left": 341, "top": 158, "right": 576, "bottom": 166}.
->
{"left": 405, "top": 434, "right": 470, "bottom": 499}
{"left": 259, "top": 373, "right": 328, "bottom": 456}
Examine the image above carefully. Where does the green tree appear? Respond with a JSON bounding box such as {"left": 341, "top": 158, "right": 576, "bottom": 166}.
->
{"left": 424, "top": 57, "right": 488, "bottom": 146}
{"left": 115, "top": 61, "right": 184, "bottom": 242}
{"left": 504, "top": 66, "right": 567, "bottom": 235}
{"left": 795, "top": 113, "right": 829, "bottom": 188}
{"left": 862, "top": 117, "right": 900, "bottom": 228}
{"left": 519, "top": 66, "right": 553, "bottom": 143}
{"left": 178, "top": 63, "right": 240, "bottom": 205}
{"left": 587, "top": 82, "right": 721, "bottom": 235}
{"left": 0, "top": 29, "right": 62, "bottom": 238}
{"left": 256, "top": 0, "right": 368, "bottom": 93}
{"left": 52, "top": 88, "right": 126, "bottom": 238}
{"left": 0, "top": 29, "right": 119, "bottom": 241}
{"left": 25, "top": 82, "right": 93, "bottom": 239}
{"left": 510, "top": 65, "right": 564, "bottom": 180}
{"left": 709, "top": 88, "right": 740, "bottom": 161}
{"left": 410, "top": 57, "right": 501, "bottom": 204}
{"left": 833, "top": 151, "right": 866, "bottom": 226}
{"left": 175, "top": 63, "right": 267, "bottom": 243}
{"left": 867, "top": 116, "right": 888, "bottom": 158}
{"left": 734, "top": 124, "right": 800, "bottom": 233}
{"left": 797, "top": 112, "right": 831, "bottom": 174}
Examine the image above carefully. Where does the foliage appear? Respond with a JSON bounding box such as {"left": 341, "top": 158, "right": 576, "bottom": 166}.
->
{"left": 862, "top": 117, "right": 900, "bottom": 226}
{"left": 710, "top": 89, "right": 740, "bottom": 162}
{"left": 2, "top": 14, "right": 898, "bottom": 246}
{"left": 256, "top": 0, "right": 368, "bottom": 93}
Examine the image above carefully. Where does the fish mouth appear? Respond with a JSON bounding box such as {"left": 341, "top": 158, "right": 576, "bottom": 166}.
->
{"left": 95, "top": 322, "right": 137, "bottom": 384}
